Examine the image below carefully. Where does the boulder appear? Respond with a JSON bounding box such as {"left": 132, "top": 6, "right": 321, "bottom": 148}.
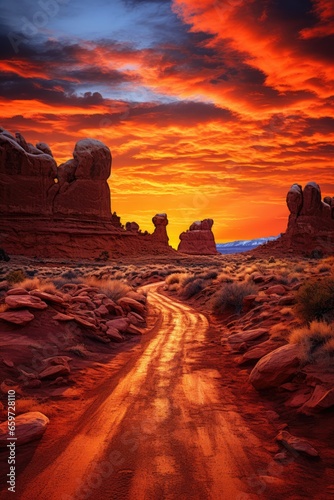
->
{"left": 241, "top": 339, "right": 286, "bottom": 363}
{"left": 30, "top": 290, "right": 64, "bottom": 304}
{"left": 300, "top": 385, "right": 334, "bottom": 413}
{"left": 106, "top": 317, "right": 130, "bottom": 332}
{"left": 0, "top": 309, "right": 35, "bottom": 325}
{"left": 5, "top": 294, "right": 48, "bottom": 310}
{"left": 178, "top": 218, "right": 217, "bottom": 255}
{"left": 228, "top": 328, "right": 268, "bottom": 345}
{"left": 249, "top": 344, "right": 301, "bottom": 390}
{"left": 0, "top": 412, "right": 49, "bottom": 447}
{"left": 105, "top": 327, "right": 123, "bottom": 342}
{"left": 117, "top": 297, "right": 146, "bottom": 315}
{"left": 39, "top": 364, "right": 71, "bottom": 379}
{"left": 276, "top": 430, "right": 319, "bottom": 457}
{"left": 265, "top": 285, "right": 286, "bottom": 295}
{"left": 286, "top": 184, "right": 303, "bottom": 215}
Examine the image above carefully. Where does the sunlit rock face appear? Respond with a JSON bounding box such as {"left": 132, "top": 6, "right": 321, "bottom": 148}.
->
{"left": 52, "top": 139, "right": 112, "bottom": 219}
{"left": 152, "top": 213, "right": 169, "bottom": 245}
{"left": 0, "top": 130, "right": 174, "bottom": 258}
{"left": 255, "top": 182, "right": 334, "bottom": 256}
{"left": 178, "top": 218, "right": 217, "bottom": 255}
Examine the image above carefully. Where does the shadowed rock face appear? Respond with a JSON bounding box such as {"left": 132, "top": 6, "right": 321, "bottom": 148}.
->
{"left": 178, "top": 218, "right": 217, "bottom": 255}
{"left": 0, "top": 129, "right": 57, "bottom": 215}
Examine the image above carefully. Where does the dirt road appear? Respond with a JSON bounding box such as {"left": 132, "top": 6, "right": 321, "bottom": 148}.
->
{"left": 15, "top": 284, "right": 272, "bottom": 500}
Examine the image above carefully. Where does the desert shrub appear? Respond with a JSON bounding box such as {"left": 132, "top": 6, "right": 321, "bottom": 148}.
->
{"left": 6, "top": 269, "right": 26, "bottom": 284}
{"left": 181, "top": 278, "right": 206, "bottom": 299}
{"left": 211, "top": 281, "right": 257, "bottom": 315}
{"left": 84, "top": 277, "right": 131, "bottom": 301}
{"left": 290, "top": 321, "right": 334, "bottom": 363}
{"left": 165, "top": 273, "right": 189, "bottom": 287}
{"left": 269, "top": 323, "right": 290, "bottom": 339}
{"left": 295, "top": 278, "right": 334, "bottom": 323}
{"left": 20, "top": 277, "right": 41, "bottom": 291}
{"left": 67, "top": 344, "right": 88, "bottom": 358}
{"left": 198, "top": 270, "right": 218, "bottom": 280}
{"left": 61, "top": 269, "right": 78, "bottom": 280}
{"left": 52, "top": 277, "right": 82, "bottom": 289}
{"left": 26, "top": 269, "right": 38, "bottom": 277}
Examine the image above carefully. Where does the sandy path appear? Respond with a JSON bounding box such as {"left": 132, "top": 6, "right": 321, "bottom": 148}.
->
{"left": 16, "top": 283, "right": 267, "bottom": 500}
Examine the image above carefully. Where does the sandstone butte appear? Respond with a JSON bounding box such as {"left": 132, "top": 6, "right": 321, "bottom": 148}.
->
{"left": 0, "top": 128, "right": 182, "bottom": 259}
{"left": 253, "top": 181, "right": 334, "bottom": 256}
{"left": 178, "top": 219, "right": 218, "bottom": 255}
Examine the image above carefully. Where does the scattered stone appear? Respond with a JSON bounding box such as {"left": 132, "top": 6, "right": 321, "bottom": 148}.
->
{"left": 249, "top": 344, "right": 301, "bottom": 390}
{"left": 5, "top": 294, "right": 48, "bottom": 310}
{"left": 117, "top": 297, "right": 146, "bottom": 315}
{"left": 30, "top": 290, "right": 64, "bottom": 304}
{"left": 106, "top": 327, "right": 124, "bottom": 342}
{"left": 39, "top": 364, "right": 71, "bottom": 379}
{"left": 265, "top": 285, "right": 286, "bottom": 295}
{"left": 53, "top": 312, "right": 75, "bottom": 321}
{"left": 242, "top": 339, "right": 286, "bottom": 363}
{"left": 72, "top": 315, "right": 97, "bottom": 329}
{"left": 0, "top": 412, "right": 49, "bottom": 447}
{"left": 228, "top": 328, "right": 268, "bottom": 345}
{"left": 278, "top": 295, "right": 296, "bottom": 306}
{"left": 95, "top": 304, "right": 109, "bottom": 316}
{"left": 106, "top": 317, "right": 130, "bottom": 332}
{"left": 0, "top": 309, "right": 35, "bottom": 325}
{"left": 276, "top": 430, "right": 319, "bottom": 457}
{"left": 7, "top": 288, "right": 29, "bottom": 295}
{"left": 126, "top": 324, "right": 143, "bottom": 335}
{"left": 300, "top": 385, "right": 334, "bottom": 413}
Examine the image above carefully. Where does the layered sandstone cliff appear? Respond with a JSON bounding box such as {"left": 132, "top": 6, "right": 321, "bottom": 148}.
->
{"left": 0, "top": 129, "right": 173, "bottom": 259}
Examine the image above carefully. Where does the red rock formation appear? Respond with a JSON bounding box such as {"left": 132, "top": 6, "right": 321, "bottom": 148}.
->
{"left": 178, "top": 218, "right": 217, "bottom": 255}
{"left": 0, "top": 129, "right": 175, "bottom": 258}
{"left": 152, "top": 213, "right": 169, "bottom": 245}
{"left": 254, "top": 182, "right": 334, "bottom": 256}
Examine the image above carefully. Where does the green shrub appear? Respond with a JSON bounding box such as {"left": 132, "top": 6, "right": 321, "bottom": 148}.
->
{"left": 6, "top": 269, "right": 26, "bottom": 284}
{"left": 295, "top": 278, "right": 334, "bottom": 323}
{"left": 211, "top": 281, "right": 257, "bottom": 315}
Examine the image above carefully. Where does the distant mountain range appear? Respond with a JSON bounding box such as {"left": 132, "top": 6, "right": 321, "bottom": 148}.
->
{"left": 216, "top": 236, "right": 278, "bottom": 254}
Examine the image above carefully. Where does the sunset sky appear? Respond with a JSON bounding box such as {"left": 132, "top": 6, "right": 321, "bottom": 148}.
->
{"left": 1, "top": 0, "right": 334, "bottom": 248}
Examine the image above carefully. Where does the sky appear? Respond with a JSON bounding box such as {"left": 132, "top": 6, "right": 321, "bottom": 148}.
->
{"left": 0, "top": 0, "right": 333, "bottom": 248}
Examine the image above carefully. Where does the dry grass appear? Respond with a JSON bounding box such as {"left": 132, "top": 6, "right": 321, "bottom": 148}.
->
{"left": 290, "top": 321, "right": 334, "bottom": 364}
{"left": 83, "top": 277, "right": 131, "bottom": 301}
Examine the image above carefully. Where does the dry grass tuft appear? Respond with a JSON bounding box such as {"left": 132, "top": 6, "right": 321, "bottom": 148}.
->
{"left": 289, "top": 321, "right": 334, "bottom": 364}
{"left": 84, "top": 277, "right": 131, "bottom": 301}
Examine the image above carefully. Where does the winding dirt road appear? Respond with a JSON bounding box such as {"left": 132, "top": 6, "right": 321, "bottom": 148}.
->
{"left": 16, "top": 283, "right": 270, "bottom": 500}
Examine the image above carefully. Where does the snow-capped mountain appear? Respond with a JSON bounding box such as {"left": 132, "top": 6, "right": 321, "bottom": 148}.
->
{"left": 216, "top": 236, "right": 278, "bottom": 254}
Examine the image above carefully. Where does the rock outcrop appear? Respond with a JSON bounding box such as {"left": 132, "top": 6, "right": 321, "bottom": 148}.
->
{"left": 178, "top": 219, "right": 217, "bottom": 255}
{"left": 254, "top": 182, "right": 334, "bottom": 256}
{"left": 0, "top": 129, "right": 175, "bottom": 258}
